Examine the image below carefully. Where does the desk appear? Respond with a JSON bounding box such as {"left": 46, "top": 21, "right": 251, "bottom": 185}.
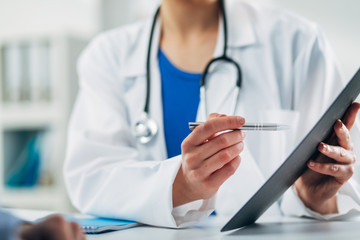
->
{"left": 9, "top": 209, "right": 360, "bottom": 240}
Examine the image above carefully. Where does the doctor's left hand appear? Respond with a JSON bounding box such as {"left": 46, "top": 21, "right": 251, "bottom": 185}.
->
{"left": 295, "top": 102, "right": 360, "bottom": 214}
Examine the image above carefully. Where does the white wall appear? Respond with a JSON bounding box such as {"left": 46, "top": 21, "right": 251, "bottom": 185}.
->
{"left": 99, "top": 0, "right": 160, "bottom": 31}
{"left": 270, "top": 0, "right": 360, "bottom": 81}
{"left": 0, "top": 0, "right": 99, "bottom": 38}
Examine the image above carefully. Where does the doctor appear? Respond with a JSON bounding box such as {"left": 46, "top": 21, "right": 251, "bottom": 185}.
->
{"left": 64, "top": 0, "right": 360, "bottom": 227}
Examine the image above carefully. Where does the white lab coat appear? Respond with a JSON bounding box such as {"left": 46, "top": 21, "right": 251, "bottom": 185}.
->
{"left": 64, "top": 0, "right": 360, "bottom": 228}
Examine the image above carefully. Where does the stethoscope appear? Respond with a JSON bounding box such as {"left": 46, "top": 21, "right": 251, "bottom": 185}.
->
{"left": 133, "top": 0, "right": 242, "bottom": 144}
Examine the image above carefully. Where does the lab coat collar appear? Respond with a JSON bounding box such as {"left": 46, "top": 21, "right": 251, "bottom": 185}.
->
{"left": 225, "top": 0, "right": 258, "bottom": 48}
{"left": 121, "top": 1, "right": 258, "bottom": 79}
{"left": 119, "top": 18, "right": 158, "bottom": 79}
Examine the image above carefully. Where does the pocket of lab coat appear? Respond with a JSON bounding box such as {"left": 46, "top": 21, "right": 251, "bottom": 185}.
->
{"left": 257, "top": 109, "right": 300, "bottom": 179}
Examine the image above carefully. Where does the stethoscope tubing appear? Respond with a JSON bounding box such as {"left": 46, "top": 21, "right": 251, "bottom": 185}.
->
{"left": 134, "top": 0, "right": 242, "bottom": 144}
{"left": 144, "top": 7, "right": 161, "bottom": 114}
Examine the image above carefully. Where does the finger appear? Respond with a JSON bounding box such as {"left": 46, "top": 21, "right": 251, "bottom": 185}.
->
{"left": 307, "top": 161, "right": 354, "bottom": 183}
{"left": 207, "top": 156, "right": 241, "bottom": 188}
{"left": 18, "top": 223, "right": 38, "bottom": 240}
{"left": 207, "top": 113, "right": 227, "bottom": 120}
{"left": 70, "top": 222, "right": 83, "bottom": 240}
{"left": 188, "top": 116, "right": 245, "bottom": 146}
{"left": 334, "top": 120, "right": 353, "bottom": 150}
{"left": 45, "top": 215, "right": 70, "bottom": 240}
{"left": 186, "top": 130, "right": 245, "bottom": 167}
{"left": 342, "top": 102, "right": 360, "bottom": 130}
{"left": 318, "top": 142, "right": 356, "bottom": 164}
{"left": 80, "top": 231, "right": 86, "bottom": 240}
{"left": 198, "top": 142, "right": 244, "bottom": 178}
{"left": 206, "top": 114, "right": 229, "bottom": 140}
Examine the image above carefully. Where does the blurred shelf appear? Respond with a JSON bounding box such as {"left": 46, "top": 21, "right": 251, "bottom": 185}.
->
{"left": 0, "top": 103, "right": 60, "bottom": 129}
{"left": 2, "top": 186, "right": 67, "bottom": 210}
{"left": 0, "top": 35, "right": 87, "bottom": 213}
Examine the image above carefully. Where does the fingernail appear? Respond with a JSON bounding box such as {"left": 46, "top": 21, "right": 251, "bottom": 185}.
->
{"left": 309, "top": 161, "right": 315, "bottom": 167}
{"left": 320, "top": 142, "right": 328, "bottom": 152}
{"left": 241, "top": 131, "right": 246, "bottom": 138}
{"left": 336, "top": 119, "right": 344, "bottom": 130}
{"left": 237, "top": 116, "right": 245, "bottom": 125}
{"left": 340, "top": 148, "right": 345, "bottom": 157}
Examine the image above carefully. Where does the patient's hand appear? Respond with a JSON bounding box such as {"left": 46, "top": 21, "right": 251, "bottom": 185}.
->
{"left": 19, "top": 215, "right": 85, "bottom": 240}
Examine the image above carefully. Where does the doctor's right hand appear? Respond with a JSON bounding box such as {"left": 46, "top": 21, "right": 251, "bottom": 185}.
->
{"left": 172, "top": 113, "right": 246, "bottom": 207}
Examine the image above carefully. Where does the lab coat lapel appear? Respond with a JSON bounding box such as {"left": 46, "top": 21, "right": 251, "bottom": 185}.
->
{"left": 121, "top": 17, "right": 167, "bottom": 161}
{"left": 147, "top": 17, "right": 168, "bottom": 161}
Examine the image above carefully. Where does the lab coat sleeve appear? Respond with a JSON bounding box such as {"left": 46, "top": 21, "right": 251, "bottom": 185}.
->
{"left": 280, "top": 25, "right": 360, "bottom": 219}
{"left": 281, "top": 180, "right": 360, "bottom": 220}
{"left": 0, "top": 210, "right": 23, "bottom": 240}
{"left": 63, "top": 33, "right": 213, "bottom": 228}
{"left": 172, "top": 196, "right": 216, "bottom": 227}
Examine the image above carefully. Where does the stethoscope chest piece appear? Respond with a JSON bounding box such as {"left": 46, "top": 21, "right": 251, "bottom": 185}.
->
{"left": 133, "top": 113, "right": 158, "bottom": 144}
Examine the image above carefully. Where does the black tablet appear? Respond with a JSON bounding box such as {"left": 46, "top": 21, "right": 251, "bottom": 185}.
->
{"left": 221, "top": 67, "right": 360, "bottom": 232}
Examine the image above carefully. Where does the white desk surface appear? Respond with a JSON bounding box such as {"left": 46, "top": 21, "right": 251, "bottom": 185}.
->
{"left": 9, "top": 209, "right": 360, "bottom": 240}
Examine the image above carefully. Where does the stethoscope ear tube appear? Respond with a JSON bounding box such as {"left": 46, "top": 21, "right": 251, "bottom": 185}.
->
{"left": 134, "top": 0, "right": 242, "bottom": 144}
{"left": 144, "top": 7, "right": 160, "bottom": 114}
{"left": 201, "top": 56, "right": 242, "bottom": 88}
{"left": 133, "top": 7, "right": 160, "bottom": 145}
{"left": 200, "top": 56, "right": 242, "bottom": 118}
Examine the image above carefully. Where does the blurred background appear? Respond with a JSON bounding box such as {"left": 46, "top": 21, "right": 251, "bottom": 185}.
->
{"left": 0, "top": 0, "right": 359, "bottom": 213}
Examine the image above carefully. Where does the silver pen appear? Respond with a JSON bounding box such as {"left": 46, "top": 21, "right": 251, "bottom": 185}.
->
{"left": 189, "top": 122, "right": 289, "bottom": 131}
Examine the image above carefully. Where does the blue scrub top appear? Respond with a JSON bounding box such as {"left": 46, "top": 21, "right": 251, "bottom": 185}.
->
{"left": 158, "top": 49, "right": 201, "bottom": 158}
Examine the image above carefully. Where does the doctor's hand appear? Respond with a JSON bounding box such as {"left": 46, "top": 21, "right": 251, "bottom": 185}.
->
{"left": 295, "top": 102, "right": 360, "bottom": 214}
{"left": 172, "top": 113, "right": 246, "bottom": 207}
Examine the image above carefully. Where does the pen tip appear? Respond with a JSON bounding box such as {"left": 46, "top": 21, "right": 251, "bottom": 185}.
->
{"left": 278, "top": 125, "right": 290, "bottom": 131}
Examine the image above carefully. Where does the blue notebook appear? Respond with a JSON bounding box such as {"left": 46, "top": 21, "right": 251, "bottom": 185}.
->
{"left": 68, "top": 217, "right": 139, "bottom": 234}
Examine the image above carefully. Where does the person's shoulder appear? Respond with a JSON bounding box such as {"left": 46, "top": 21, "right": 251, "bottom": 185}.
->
{"left": 96, "top": 20, "right": 150, "bottom": 49}
{"left": 231, "top": 1, "right": 319, "bottom": 36}
{"left": 78, "top": 19, "right": 150, "bottom": 68}
{"left": 85, "top": 20, "right": 149, "bottom": 55}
